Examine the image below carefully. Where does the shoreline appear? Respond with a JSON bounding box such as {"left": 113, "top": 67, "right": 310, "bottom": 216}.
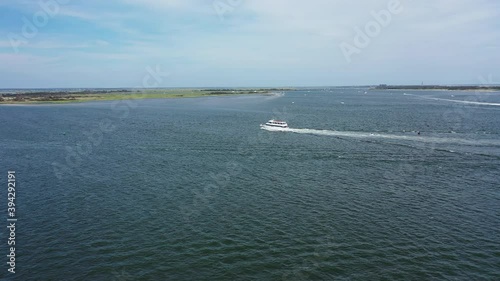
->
{"left": 0, "top": 89, "right": 290, "bottom": 105}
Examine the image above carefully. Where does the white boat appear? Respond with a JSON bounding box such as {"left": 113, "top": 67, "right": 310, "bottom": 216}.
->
{"left": 260, "top": 119, "right": 289, "bottom": 130}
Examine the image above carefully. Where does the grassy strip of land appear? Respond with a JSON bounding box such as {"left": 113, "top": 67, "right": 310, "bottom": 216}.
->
{"left": 374, "top": 84, "right": 500, "bottom": 91}
{"left": 0, "top": 88, "right": 291, "bottom": 104}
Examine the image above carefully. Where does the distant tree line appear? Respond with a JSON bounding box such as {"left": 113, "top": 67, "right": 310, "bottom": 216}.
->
{"left": 0, "top": 89, "right": 132, "bottom": 98}
{"left": 200, "top": 88, "right": 292, "bottom": 92}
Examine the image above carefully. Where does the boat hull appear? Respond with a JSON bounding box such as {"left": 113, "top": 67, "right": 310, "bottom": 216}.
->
{"left": 260, "top": 125, "right": 290, "bottom": 132}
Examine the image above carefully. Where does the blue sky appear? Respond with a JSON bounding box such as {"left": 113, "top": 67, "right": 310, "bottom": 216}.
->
{"left": 1, "top": 0, "right": 499, "bottom": 88}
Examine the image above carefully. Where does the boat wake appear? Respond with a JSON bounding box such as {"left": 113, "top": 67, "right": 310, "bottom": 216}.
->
{"left": 405, "top": 94, "right": 500, "bottom": 107}
{"left": 261, "top": 126, "right": 500, "bottom": 147}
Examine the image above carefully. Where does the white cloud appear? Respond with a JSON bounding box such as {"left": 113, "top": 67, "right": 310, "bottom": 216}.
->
{"left": 0, "top": 53, "right": 61, "bottom": 69}
{"left": 1, "top": 0, "right": 500, "bottom": 87}
{"left": 0, "top": 39, "right": 111, "bottom": 50}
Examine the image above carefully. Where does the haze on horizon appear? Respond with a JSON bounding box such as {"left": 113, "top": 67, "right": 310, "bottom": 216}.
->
{"left": 1, "top": 0, "right": 499, "bottom": 88}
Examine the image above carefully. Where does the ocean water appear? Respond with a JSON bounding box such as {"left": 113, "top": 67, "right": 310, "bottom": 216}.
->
{"left": 1, "top": 88, "right": 499, "bottom": 280}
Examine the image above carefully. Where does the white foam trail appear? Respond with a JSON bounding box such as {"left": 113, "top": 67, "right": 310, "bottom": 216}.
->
{"left": 261, "top": 127, "right": 500, "bottom": 147}
{"left": 407, "top": 94, "right": 500, "bottom": 106}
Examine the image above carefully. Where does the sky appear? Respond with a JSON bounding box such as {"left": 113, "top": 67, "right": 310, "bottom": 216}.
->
{"left": 0, "top": 0, "right": 499, "bottom": 88}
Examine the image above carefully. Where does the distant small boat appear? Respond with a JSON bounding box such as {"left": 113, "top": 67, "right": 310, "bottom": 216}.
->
{"left": 260, "top": 119, "right": 289, "bottom": 130}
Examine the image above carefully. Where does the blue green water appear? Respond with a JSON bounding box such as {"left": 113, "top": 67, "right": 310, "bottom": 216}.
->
{"left": 1, "top": 88, "right": 500, "bottom": 280}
